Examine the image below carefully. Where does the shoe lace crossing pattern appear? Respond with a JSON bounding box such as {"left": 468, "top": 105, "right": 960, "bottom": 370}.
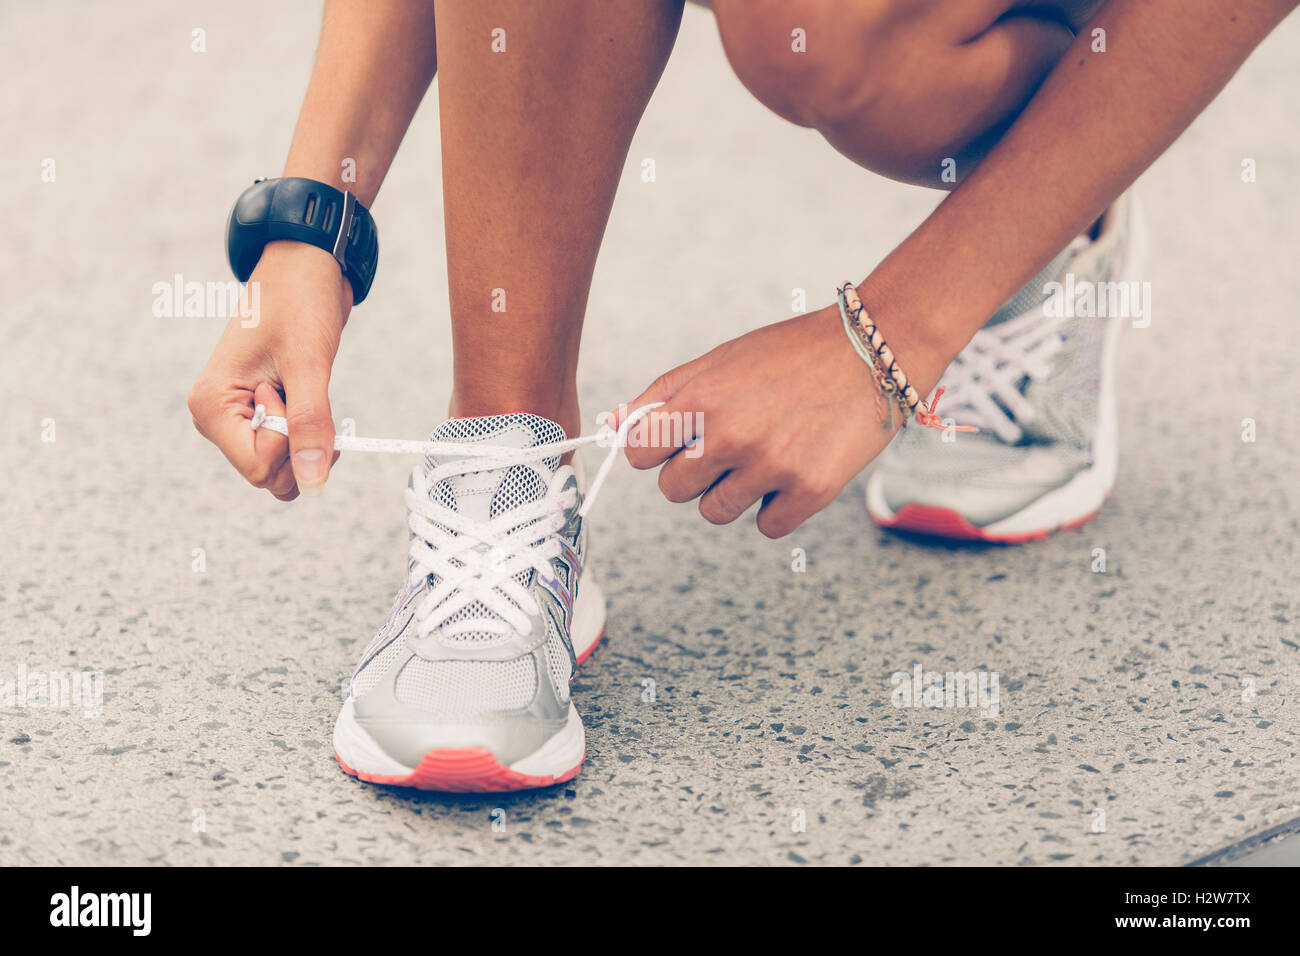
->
{"left": 937, "top": 308, "right": 1072, "bottom": 444}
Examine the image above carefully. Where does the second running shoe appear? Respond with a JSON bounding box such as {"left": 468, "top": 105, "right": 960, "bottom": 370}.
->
{"left": 866, "top": 193, "right": 1143, "bottom": 542}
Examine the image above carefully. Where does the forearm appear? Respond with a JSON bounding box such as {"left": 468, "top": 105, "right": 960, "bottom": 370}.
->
{"left": 282, "top": 0, "right": 438, "bottom": 206}
{"left": 862, "top": 0, "right": 1296, "bottom": 379}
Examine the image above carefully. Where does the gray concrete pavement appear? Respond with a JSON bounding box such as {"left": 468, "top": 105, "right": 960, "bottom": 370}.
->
{"left": 1, "top": 0, "right": 1297, "bottom": 865}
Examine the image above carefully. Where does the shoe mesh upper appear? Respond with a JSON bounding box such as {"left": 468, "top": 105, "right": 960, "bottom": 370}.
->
{"left": 393, "top": 655, "right": 538, "bottom": 716}
{"left": 351, "top": 631, "right": 407, "bottom": 698}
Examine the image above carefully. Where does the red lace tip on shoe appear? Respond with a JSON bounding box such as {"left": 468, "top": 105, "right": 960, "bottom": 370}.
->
{"left": 915, "top": 387, "right": 979, "bottom": 433}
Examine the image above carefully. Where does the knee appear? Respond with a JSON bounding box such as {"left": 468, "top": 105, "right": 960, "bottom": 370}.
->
{"left": 713, "top": 0, "right": 928, "bottom": 131}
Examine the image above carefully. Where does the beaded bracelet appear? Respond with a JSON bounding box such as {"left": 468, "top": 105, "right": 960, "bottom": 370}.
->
{"left": 839, "top": 289, "right": 909, "bottom": 430}
{"left": 837, "top": 282, "right": 977, "bottom": 434}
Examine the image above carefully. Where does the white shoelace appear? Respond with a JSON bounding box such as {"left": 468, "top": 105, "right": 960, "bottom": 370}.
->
{"left": 935, "top": 309, "right": 1071, "bottom": 444}
{"left": 251, "top": 403, "right": 660, "bottom": 643}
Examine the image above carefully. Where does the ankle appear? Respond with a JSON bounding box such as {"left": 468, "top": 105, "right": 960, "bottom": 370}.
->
{"left": 448, "top": 390, "right": 581, "bottom": 444}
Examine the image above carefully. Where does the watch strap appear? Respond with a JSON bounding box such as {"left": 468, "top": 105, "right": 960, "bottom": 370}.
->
{"left": 226, "top": 177, "right": 378, "bottom": 304}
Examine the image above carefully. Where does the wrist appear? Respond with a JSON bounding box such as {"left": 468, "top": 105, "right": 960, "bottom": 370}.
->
{"left": 257, "top": 241, "right": 355, "bottom": 310}
{"left": 282, "top": 158, "right": 381, "bottom": 209}
{"left": 850, "top": 274, "right": 955, "bottom": 399}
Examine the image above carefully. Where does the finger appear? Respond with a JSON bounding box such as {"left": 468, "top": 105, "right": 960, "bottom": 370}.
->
{"left": 657, "top": 441, "right": 729, "bottom": 503}
{"left": 251, "top": 381, "right": 291, "bottom": 483}
{"left": 626, "top": 397, "right": 704, "bottom": 471}
{"left": 279, "top": 354, "right": 336, "bottom": 497}
{"left": 755, "top": 486, "right": 825, "bottom": 539}
{"left": 265, "top": 460, "right": 300, "bottom": 501}
{"left": 698, "top": 468, "right": 769, "bottom": 526}
{"left": 616, "top": 360, "right": 698, "bottom": 428}
{"left": 619, "top": 350, "right": 721, "bottom": 468}
{"left": 190, "top": 381, "right": 281, "bottom": 489}
{"left": 268, "top": 448, "right": 336, "bottom": 502}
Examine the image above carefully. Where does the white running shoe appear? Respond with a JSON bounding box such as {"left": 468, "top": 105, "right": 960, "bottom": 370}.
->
{"left": 332, "top": 413, "right": 605, "bottom": 792}
{"left": 866, "top": 193, "right": 1143, "bottom": 542}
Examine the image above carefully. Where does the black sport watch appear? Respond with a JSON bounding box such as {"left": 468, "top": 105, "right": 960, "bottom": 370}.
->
{"left": 226, "top": 176, "right": 379, "bottom": 305}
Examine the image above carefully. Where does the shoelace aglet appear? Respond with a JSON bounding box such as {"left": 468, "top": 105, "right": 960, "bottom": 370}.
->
{"left": 915, "top": 386, "right": 979, "bottom": 433}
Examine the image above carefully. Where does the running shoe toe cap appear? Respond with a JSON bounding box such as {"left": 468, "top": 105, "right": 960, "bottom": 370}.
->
{"left": 873, "top": 441, "right": 1085, "bottom": 528}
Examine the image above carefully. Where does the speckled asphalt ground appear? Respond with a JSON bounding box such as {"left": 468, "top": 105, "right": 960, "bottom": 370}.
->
{"left": 1, "top": 1, "right": 1297, "bottom": 866}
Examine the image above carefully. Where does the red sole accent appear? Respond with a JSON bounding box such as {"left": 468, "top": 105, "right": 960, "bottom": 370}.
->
{"left": 336, "top": 747, "right": 585, "bottom": 793}
{"left": 873, "top": 503, "right": 1100, "bottom": 544}
{"left": 574, "top": 626, "right": 604, "bottom": 667}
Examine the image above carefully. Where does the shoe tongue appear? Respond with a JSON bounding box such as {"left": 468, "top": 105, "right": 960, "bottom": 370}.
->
{"left": 425, "top": 413, "right": 567, "bottom": 523}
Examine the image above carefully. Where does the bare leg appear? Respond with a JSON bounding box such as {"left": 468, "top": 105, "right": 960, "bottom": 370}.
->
{"left": 434, "top": 0, "right": 684, "bottom": 441}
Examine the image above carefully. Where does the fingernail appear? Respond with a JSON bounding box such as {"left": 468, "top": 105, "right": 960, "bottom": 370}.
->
{"left": 293, "top": 449, "right": 327, "bottom": 496}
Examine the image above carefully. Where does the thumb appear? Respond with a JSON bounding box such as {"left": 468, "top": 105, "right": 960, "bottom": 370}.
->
{"left": 616, "top": 348, "right": 719, "bottom": 431}
{"left": 618, "top": 349, "right": 721, "bottom": 469}
{"left": 280, "top": 357, "right": 336, "bottom": 497}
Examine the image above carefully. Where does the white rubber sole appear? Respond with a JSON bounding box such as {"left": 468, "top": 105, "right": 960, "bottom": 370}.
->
{"left": 508, "top": 702, "right": 585, "bottom": 778}
{"left": 570, "top": 566, "right": 605, "bottom": 663}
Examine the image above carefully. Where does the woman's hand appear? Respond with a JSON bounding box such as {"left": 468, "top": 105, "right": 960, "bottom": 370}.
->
{"left": 620, "top": 299, "right": 950, "bottom": 538}
{"left": 187, "top": 241, "right": 351, "bottom": 500}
